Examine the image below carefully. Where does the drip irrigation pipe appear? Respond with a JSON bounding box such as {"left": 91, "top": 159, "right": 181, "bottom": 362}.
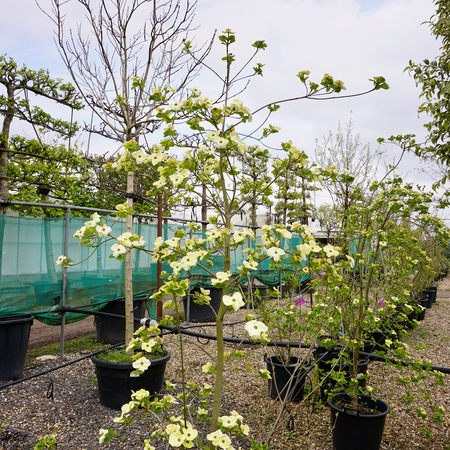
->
{"left": 3, "top": 310, "right": 449, "bottom": 397}
{"left": 358, "top": 351, "right": 450, "bottom": 374}
{"left": 0, "top": 342, "right": 123, "bottom": 391}
{"left": 60, "top": 308, "right": 450, "bottom": 373}
{"left": 60, "top": 307, "right": 151, "bottom": 321}
{"left": 59, "top": 307, "right": 247, "bottom": 330}
{"left": 0, "top": 329, "right": 175, "bottom": 391}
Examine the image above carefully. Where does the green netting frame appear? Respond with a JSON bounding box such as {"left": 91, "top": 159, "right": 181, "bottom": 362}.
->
{"left": 0, "top": 216, "right": 168, "bottom": 324}
{"left": 0, "top": 215, "right": 310, "bottom": 324}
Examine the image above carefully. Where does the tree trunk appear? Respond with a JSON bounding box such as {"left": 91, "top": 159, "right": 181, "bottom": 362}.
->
{"left": 0, "top": 84, "right": 15, "bottom": 207}
{"left": 124, "top": 172, "right": 134, "bottom": 348}
{"left": 202, "top": 183, "right": 207, "bottom": 231}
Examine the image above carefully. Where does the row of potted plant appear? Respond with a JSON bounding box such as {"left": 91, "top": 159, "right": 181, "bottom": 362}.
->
{"left": 48, "top": 29, "right": 450, "bottom": 450}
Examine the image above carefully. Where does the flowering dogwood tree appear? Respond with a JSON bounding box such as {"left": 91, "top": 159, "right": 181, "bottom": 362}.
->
{"left": 58, "top": 28, "right": 396, "bottom": 449}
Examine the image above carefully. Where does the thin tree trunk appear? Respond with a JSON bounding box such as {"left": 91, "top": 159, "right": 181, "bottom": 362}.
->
{"left": 124, "top": 172, "right": 134, "bottom": 348}
{"left": 202, "top": 183, "right": 207, "bottom": 231}
{"left": 0, "top": 84, "right": 14, "bottom": 207}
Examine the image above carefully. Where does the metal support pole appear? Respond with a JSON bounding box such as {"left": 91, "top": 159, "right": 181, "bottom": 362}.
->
{"left": 60, "top": 207, "right": 71, "bottom": 358}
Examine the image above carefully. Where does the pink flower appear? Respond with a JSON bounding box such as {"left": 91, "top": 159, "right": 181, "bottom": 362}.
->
{"left": 294, "top": 295, "right": 305, "bottom": 307}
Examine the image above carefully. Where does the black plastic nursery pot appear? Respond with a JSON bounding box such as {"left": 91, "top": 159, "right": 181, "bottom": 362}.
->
{"left": 280, "top": 284, "right": 300, "bottom": 298}
{"left": 423, "top": 286, "right": 437, "bottom": 307}
{"left": 183, "top": 286, "right": 222, "bottom": 322}
{"left": 92, "top": 350, "right": 170, "bottom": 410}
{"left": 316, "top": 351, "right": 369, "bottom": 402}
{"left": 328, "top": 392, "right": 390, "bottom": 450}
{"left": 417, "top": 299, "right": 428, "bottom": 321}
{"left": 0, "top": 314, "right": 34, "bottom": 382}
{"left": 422, "top": 292, "right": 433, "bottom": 309}
{"left": 363, "top": 330, "right": 389, "bottom": 354}
{"left": 94, "top": 296, "right": 148, "bottom": 344}
{"left": 264, "top": 355, "right": 310, "bottom": 402}
{"left": 406, "top": 310, "right": 418, "bottom": 329}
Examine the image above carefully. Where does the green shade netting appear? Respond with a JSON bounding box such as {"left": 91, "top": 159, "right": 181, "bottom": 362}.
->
{"left": 0, "top": 216, "right": 166, "bottom": 324}
{"left": 249, "top": 235, "right": 310, "bottom": 287}
{"left": 0, "top": 215, "right": 309, "bottom": 324}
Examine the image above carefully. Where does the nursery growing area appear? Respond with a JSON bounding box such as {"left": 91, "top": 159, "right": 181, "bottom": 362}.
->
{"left": 1, "top": 282, "right": 450, "bottom": 449}
{"left": 3, "top": 1, "right": 450, "bottom": 449}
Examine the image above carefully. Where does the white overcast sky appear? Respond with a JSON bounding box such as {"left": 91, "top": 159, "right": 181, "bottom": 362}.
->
{"left": 1, "top": 0, "right": 449, "bottom": 214}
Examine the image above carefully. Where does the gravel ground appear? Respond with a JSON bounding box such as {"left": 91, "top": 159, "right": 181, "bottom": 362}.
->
{"left": 1, "top": 280, "right": 450, "bottom": 450}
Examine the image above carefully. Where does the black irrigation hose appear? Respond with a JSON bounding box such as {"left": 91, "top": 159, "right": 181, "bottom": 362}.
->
{"left": 360, "top": 351, "right": 450, "bottom": 374}
{"left": 58, "top": 309, "right": 450, "bottom": 373}
{"left": 60, "top": 307, "right": 147, "bottom": 321}
{"left": 0, "top": 342, "right": 123, "bottom": 391}
{"left": 0, "top": 289, "right": 156, "bottom": 319}
{"left": 160, "top": 324, "right": 309, "bottom": 348}
{"left": 0, "top": 328, "right": 176, "bottom": 391}
{"left": 61, "top": 307, "right": 248, "bottom": 330}
{"left": 3, "top": 306, "right": 449, "bottom": 394}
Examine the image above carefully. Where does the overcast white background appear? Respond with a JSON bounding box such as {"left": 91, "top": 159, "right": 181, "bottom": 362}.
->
{"left": 1, "top": 0, "right": 448, "bottom": 216}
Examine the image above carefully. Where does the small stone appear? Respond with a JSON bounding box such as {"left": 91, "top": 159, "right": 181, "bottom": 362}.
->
{"left": 36, "top": 355, "right": 57, "bottom": 361}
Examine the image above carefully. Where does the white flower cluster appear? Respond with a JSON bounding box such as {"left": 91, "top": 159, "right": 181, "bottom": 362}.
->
{"left": 73, "top": 213, "right": 113, "bottom": 240}
{"left": 111, "top": 232, "right": 146, "bottom": 258}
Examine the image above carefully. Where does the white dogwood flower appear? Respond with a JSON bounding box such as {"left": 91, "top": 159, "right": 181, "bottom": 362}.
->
{"left": 266, "top": 247, "right": 285, "bottom": 261}
{"left": 222, "top": 292, "right": 245, "bottom": 311}
{"left": 245, "top": 320, "right": 268, "bottom": 339}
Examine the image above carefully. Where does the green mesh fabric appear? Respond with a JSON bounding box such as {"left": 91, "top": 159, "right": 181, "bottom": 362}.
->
{"left": 0, "top": 216, "right": 309, "bottom": 324}
{"left": 249, "top": 235, "right": 309, "bottom": 287}
{"left": 0, "top": 216, "right": 164, "bottom": 324}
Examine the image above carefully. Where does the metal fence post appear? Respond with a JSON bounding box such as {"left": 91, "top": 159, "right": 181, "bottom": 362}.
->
{"left": 60, "top": 207, "right": 71, "bottom": 358}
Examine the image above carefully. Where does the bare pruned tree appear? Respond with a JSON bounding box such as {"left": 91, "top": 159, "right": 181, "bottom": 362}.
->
{"left": 40, "top": 0, "right": 211, "bottom": 143}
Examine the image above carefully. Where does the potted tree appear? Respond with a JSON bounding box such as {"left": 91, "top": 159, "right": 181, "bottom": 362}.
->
{"left": 309, "top": 177, "right": 450, "bottom": 450}
{"left": 73, "top": 27, "right": 397, "bottom": 449}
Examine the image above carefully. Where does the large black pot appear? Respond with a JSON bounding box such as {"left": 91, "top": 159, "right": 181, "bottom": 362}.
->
{"left": 316, "top": 351, "right": 368, "bottom": 401}
{"left": 92, "top": 350, "right": 170, "bottom": 410}
{"left": 363, "top": 330, "right": 390, "bottom": 354}
{"left": 93, "top": 296, "right": 148, "bottom": 344}
{"left": 264, "top": 355, "right": 310, "bottom": 402}
{"left": 0, "top": 314, "right": 34, "bottom": 382}
{"left": 421, "top": 291, "right": 433, "bottom": 309}
{"left": 406, "top": 309, "right": 418, "bottom": 329}
{"left": 328, "top": 393, "right": 389, "bottom": 450}
{"left": 423, "top": 286, "right": 437, "bottom": 306}
{"left": 417, "top": 299, "right": 428, "bottom": 321}
{"left": 183, "top": 286, "right": 222, "bottom": 322}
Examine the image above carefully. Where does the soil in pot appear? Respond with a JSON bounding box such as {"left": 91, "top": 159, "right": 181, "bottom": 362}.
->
{"left": 264, "top": 355, "right": 310, "bottom": 402}
{"left": 328, "top": 392, "right": 390, "bottom": 450}
{"left": 183, "top": 286, "right": 221, "bottom": 323}
{"left": 0, "top": 314, "right": 34, "bottom": 382}
{"left": 92, "top": 349, "right": 170, "bottom": 410}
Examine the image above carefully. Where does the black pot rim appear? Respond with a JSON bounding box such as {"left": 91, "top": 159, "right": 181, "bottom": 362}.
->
{"left": 327, "top": 392, "right": 390, "bottom": 418}
{"left": 0, "top": 314, "right": 34, "bottom": 325}
{"left": 92, "top": 349, "right": 170, "bottom": 369}
{"left": 264, "top": 354, "right": 310, "bottom": 368}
